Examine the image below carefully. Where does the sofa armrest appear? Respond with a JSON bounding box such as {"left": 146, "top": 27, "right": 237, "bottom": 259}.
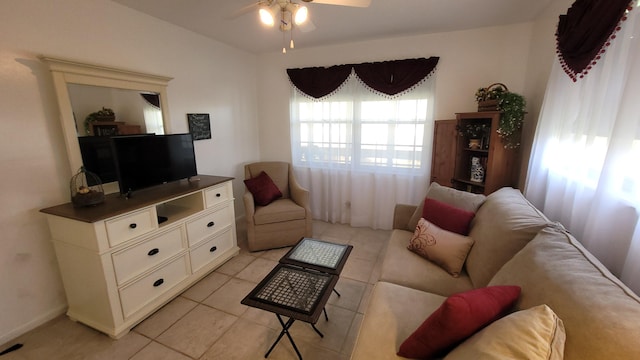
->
{"left": 393, "top": 204, "right": 417, "bottom": 231}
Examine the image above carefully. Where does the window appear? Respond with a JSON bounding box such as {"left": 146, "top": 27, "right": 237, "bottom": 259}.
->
{"left": 291, "top": 73, "right": 434, "bottom": 175}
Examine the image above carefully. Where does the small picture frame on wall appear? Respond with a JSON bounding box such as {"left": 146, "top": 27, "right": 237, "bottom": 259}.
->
{"left": 187, "top": 113, "right": 211, "bottom": 140}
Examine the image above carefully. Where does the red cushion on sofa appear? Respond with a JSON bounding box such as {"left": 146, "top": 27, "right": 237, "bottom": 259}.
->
{"left": 244, "top": 171, "right": 283, "bottom": 206}
{"left": 397, "top": 285, "right": 521, "bottom": 359}
{"left": 422, "top": 198, "right": 475, "bottom": 235}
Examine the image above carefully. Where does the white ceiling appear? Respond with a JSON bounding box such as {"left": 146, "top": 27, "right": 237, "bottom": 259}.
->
{"left": 111, "top": 0, "right": 555, "bottom": 54}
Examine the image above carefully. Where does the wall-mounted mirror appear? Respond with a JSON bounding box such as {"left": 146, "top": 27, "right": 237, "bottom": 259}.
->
{"left": 40, "top": 56, "right": 172, "bottom": 193}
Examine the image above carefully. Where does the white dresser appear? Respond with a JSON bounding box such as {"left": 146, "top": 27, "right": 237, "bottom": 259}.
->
{"left": 40, "top": 175, "right": 239, "bottom": 338}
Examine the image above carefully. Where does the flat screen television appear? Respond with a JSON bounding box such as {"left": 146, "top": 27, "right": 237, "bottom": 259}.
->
{"left": 111, "top": 133, "right": 198, "bottom": 195}
{"left": 78, "top": 136, "right": 118, "bottom": 186}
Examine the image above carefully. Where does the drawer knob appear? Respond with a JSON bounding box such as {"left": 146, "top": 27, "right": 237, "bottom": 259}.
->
{"left": 209, "top": 246, "right": 217, "bottom": 253}
{"left": 129, "top": 223, "right": 137, "bottom": 229}
{"left": 207, "top": 221, "right": 215, "bottom": 228}
{"left": 153, "top": 278, "right": 164, "bottom": 287}
{"left": 147, "top": 248, "right": 160, "bottom": 256}
{"left": 216, "top": 193, "right": 221, "bottom": 197}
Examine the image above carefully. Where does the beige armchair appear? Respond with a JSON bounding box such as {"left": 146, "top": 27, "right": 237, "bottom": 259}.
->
{"left": 243, "top": 161, "right": 312, "bottom": 252}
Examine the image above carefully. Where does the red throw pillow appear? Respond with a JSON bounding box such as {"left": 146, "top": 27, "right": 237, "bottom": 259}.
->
{"left": 243, "top": 171, "right": 283, "bottom": 206}
{"left": 397, "top": 285, "right": 521, "bottom": 359}
{"left": 422, "top": 198, "right": 475, "bottom": 235}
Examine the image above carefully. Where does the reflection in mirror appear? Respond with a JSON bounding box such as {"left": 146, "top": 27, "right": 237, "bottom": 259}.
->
{"left": 68, "top": 84, "right": 164, "bottom": 137}
{"left": 69, "top": 84, "right": 165, "bottom": 186}
{"left": 40, "top": 56, "right": 172, "bottom": 194}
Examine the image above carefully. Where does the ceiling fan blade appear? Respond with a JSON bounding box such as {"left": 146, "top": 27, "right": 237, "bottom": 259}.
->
{"left": 298, "top": 18, "right": 316, "bottom": 33}
{"left": 303, "top": 0, "right": 371, "bottom": 7}
{"left": 226, "top": 1, "right": 263, "bottom": 20}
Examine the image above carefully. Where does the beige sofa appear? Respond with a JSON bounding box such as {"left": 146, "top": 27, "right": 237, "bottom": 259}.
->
{"left": 351, "top": 184, "right": 640, "bottom": 359}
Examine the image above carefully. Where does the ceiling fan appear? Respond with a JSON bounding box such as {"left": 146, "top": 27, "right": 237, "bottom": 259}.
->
{"left": 230, "top": 0, "right": 371, "bottom": 52}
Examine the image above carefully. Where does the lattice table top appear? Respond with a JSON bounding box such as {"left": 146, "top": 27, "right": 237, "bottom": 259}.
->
{"left": 287, "top": 238, "right": 348, "bottom": 269}
{"left": 251, "top": 265, "right": 331, "bottom": 314}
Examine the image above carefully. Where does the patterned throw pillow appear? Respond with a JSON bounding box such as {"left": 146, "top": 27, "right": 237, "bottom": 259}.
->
{"left": 408, "top": 218, "right": 474, "bottom": 277}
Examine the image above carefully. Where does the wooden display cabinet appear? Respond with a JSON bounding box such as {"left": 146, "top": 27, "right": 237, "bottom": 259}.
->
{"left": 452, "top": 111, "right": 519, "bottom": 195}
{"left": 430, "top": 119, "right": 458, "bottom": 187}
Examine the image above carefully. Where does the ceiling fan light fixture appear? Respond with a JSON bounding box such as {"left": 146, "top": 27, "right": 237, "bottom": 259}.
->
{"left": 259, "top": 4, "right": 278, "bottom": 27}
{"left": 293, "top": 5, "right": 308, "bottom": 25}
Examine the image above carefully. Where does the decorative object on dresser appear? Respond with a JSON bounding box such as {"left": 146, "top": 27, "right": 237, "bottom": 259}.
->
{"left": 40, "top": 175, "right": 239, "bottom": 339}
{"left": 70, "top": 166, "right": 105, "bottom": 207}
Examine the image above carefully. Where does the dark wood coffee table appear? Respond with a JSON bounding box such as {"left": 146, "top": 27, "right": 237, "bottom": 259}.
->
{"left": 280, "top": 237, "right": 352, "bottom": 297}
{"left": 242, "top": 238, "right": 353, "bottom": 359}
{"left": 241, "top": 264, "right": 338, "bottom": 359}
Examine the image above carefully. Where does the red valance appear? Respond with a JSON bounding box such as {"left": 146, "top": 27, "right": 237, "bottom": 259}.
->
{"left": 141, "top": 93, "right": 160, "bottom": 108}
{"left": 556, "top": 0, "right": 633, "bottom": 81}
{"left": 287, "top": 64, "right": 352, "bottom": 99}
{"left": 287, "top": 57, "right": 439, "bottom": 98}
{"left": 353, "top": 57, "right": 439, "bottom": 96}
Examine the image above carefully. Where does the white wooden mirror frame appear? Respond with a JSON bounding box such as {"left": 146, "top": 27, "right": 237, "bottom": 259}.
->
{"left": 40, "top": 56, "right": 173, "bottom": 180}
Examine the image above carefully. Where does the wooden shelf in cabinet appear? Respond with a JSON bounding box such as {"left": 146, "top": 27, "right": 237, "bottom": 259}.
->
{"left": 453, "top": 178, "right": 485, "bottom": 188}
{"left": 452, "top": 112, "right": 519, "bottom": 195}
{"left": 462, "top": 148, "right": 489, "bottom": 154}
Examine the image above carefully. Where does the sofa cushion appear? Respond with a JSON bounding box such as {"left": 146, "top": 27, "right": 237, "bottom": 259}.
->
{"left": 445, "top": 304, "right": 566, "bottom": 360}
{"left": 488, "top": 227, "right": 640, "bottom": 360}
{"left": 422, "top": 198, "right": 475, "bottom": 235}
{"left": 244, "top": 171, "right": 282, "bottom": 206}
{"left": 351, "top": 281, "right": 447, "bottom": 360}
{"left": 408, "top": 182, "right": 486, "bottom": 230}
{"left": 253, "top": 198, "right": 305, "bottom": 225}
{"left": 380, "top": 229, "right": 474, "bottom": 296}
{"left": 397, "top": 285, "right": 521, "bottom": 359}
{"left": 407, "top": 218, "right": 474, "bottom": 277}
{"left": 465, "top": 187, "right": 551, "bottom": 287}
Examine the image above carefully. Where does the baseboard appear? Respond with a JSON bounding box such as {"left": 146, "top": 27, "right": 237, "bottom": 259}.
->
{"left": 0, "top": 304, "right": 67, "bottom": 347}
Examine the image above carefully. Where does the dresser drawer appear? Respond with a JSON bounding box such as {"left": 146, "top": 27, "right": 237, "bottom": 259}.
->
{"left": 112, "top": 227, "right": 186, "bottom": 285}
{"left": 204, "top": 182, "right": 231, "bottom": 208}
{"left": 190, "top": 227, "right": 234, "bottom": 273}
{"left": 106, "top": 208, "right": 156, "bottom": 247}
{"left": 119, "top": 255, "right": 190, "bottom": 319}
{"left": 186, "top": 206, "right": 232, "bottom": 246}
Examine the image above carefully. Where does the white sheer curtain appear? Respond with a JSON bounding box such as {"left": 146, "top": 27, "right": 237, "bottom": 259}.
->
{"left": 290, "top": 73, "right": 435, "bottom": 229}
{"left": 526, "top": 3, "right": 640, "bottom": 293}
{"left": 143, "top": 102, "right": 164, "bottom": 135}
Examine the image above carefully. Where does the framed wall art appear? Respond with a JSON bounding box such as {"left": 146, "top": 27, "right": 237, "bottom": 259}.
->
{"left": 187, "top": 113, "right": 211, "bottom": 140}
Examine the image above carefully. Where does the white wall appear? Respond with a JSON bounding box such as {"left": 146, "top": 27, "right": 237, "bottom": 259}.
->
{"left": 256, "top": 24, "right": 535, "bottom": 162}
{"left": 0, "top": 0, "right": 259, "bottom": 344}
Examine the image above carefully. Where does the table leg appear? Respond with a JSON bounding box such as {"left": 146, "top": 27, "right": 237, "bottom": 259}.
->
{"left": 311, "top": 323, "right": 324, "bottom": 338}
{"left": 333, "top": 288, "right": 341, "bottom": 297}
{"left": 265, "top": 314, "right": 302, "bottom": 360}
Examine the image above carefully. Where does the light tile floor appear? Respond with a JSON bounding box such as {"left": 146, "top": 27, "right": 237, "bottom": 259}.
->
{"left": 1, "top": 221, "right": 390, "bottom": 360}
